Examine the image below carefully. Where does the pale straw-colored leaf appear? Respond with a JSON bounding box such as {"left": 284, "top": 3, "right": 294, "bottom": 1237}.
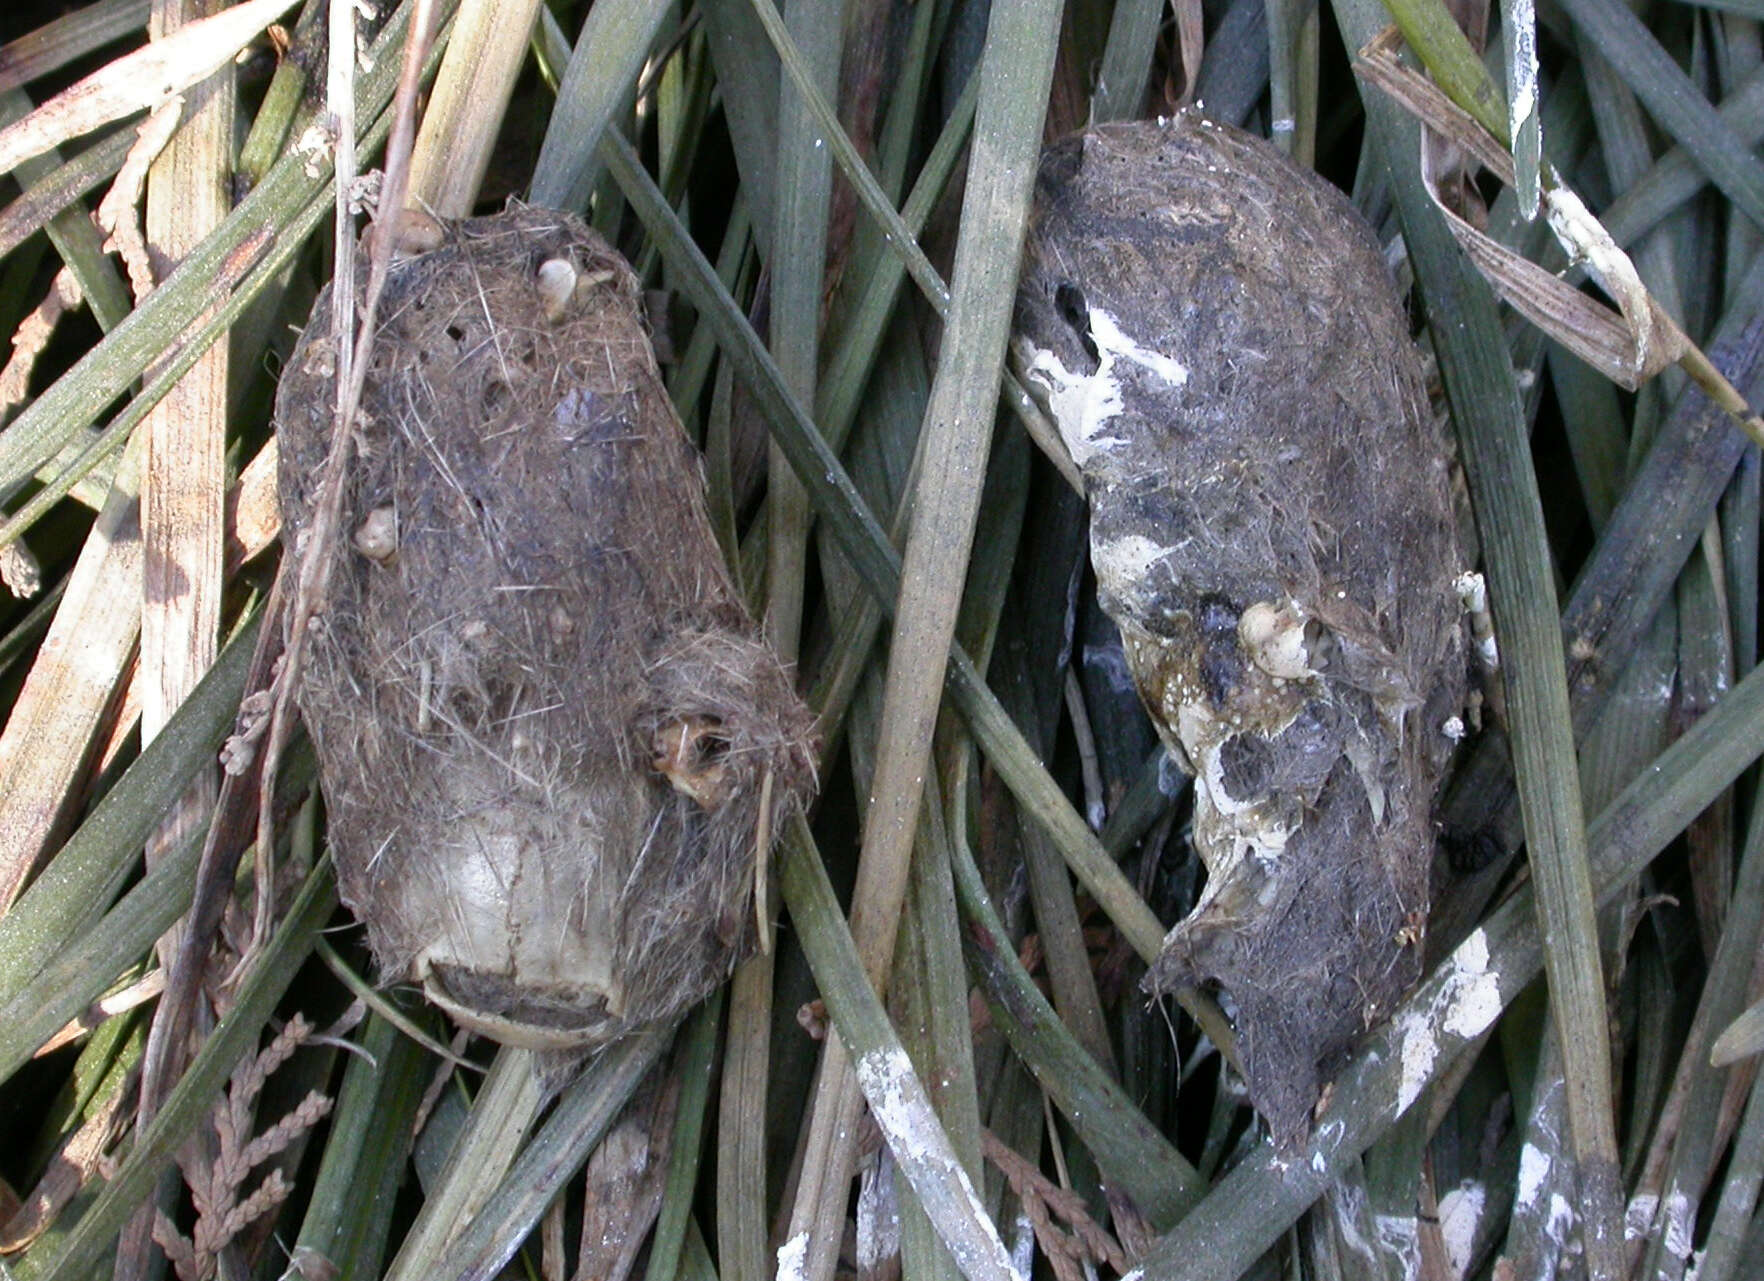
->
{"left": 1711, "top": 996, "right": 1764, "bottom": 1067}
{"left": 406, "top": 0, "right": 543, "bottom": 216}
{"left": 0, "top": 0, "right": 298, "bottom": 176}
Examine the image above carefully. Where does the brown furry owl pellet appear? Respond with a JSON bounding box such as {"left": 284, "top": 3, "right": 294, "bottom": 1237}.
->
{"left": 276, "top": 206, "right": 816, "bottom": 1050}
{"left": 1014, "top": 115, "right": 1468, "bottom": 1147}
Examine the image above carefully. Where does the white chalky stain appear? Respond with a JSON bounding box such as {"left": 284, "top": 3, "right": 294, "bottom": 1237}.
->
{"left": 1087, "top": 306, "right": 1191, "bottom": 389}
{"left": 1507, "top": 0, "right": 1540, "bottom": 142}
{"left": 1329, "top": 1180, "right": 1379, "bottom": 1262}
{"left": 1544, "top": 183, "right": 1659, "bottom": 378}
{"left": 1373, "top": 1214, "right": 1421, "bottom": 1281}
{"left": 1518, "top": 1143, "right": 1550, "bottom": 1209}
{"left": 1310, "top": 1117, "right": 1345, "bottom": 1176}
{"left": 777, "top": 1231, "right": 809, "bottom": 1281}
{"left": 853, "top": 1047, "right": 1023, "bottom": 1281}
{"left": 1442, "top": 929, "right": 1503, "bottom": 1037}
{"left": 1019, "top": 342, "right": 1129, "bottom": 465}
{"left": 1093, "top": 533, "right": 1172, "bottom": 594}
{"left": 1546, "top": 1192, "right": 1576, "bottom": 1245}
{"left": 1395, "top": 929, "right": 1502, "bottom": 1112}
{"left": 1437, "top": 1182, "right": 1485, "bottom": 1279}
{"left": 1625, "top": 1192, "right": 1659, "bottom": 1240}
{"left": 1017, "top": 306, "right": 1189, "bottom": 469}
{"left": 1395, "top": 1008, "right": 1436, "bottom": 1114}
{"left": 1663, "top": 1191, "right": 1695, "bottom": 1260}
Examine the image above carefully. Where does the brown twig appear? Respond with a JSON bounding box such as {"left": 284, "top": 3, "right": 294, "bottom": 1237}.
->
{"left": 246, "top": 0, "right": 439, "bottom": 962}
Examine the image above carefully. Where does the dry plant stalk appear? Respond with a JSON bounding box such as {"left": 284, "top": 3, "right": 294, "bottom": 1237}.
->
{"left": 0, "top": 437, "right": 144, "bottom": 913}
{"left": 574, "top": 1075, "right": 677, "bottom": 1281}
{"left": 0, "top": 1064, "right": 137, "bottom": 1253}
{"left": 138, "top": 0, "right": 234, "bottom": 890}
{"left": 1014, "top": 114, "right": 1468, "bottom": 1148}
{"left": 276, "top": 206, "right": 816, "bottom": 1046}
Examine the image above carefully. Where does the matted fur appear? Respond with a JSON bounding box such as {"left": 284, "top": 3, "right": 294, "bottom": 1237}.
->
{"left": 276, "top": 206, "right": 815, "bottom": 1049}
{"left": 1014, "top": 116, "right": 1468, "bottom": 1147}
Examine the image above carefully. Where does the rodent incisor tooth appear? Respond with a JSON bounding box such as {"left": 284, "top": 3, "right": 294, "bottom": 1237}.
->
{"left": 1014, "top": 114, "right": 1468, "bottom": 1148}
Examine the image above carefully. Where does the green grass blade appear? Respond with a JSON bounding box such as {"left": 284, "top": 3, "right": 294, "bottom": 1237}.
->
{"left": 1092, "top": 0, "right": 1162, "bottom": 122}
{"left": 527, "top": 0, "right": 671, "bottom": 210}
{"left": 292, "top": 1009, "right": 432, "bottom": 1278}
{"left": 1556, "top": 0, "right": 1764, "bottom": 232}
{"left": 383, "top": 1046, "right": 546, "bottom": 1281}
{"left": 1350, "top": 3, "right": 1625, "bottom": 1266}
{"left": 777, "top": 817, "right": 1022, "bottom": 1281}
{"left": 432, "top": 1025, "right": 675, "bottom": 1281}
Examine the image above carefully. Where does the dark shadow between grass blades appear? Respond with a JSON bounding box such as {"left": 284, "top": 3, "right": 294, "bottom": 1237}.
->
{"left": 276, "top": 205, "right": 816, "bottom": 1051}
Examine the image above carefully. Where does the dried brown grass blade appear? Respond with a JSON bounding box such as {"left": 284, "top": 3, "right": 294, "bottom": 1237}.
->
{"left": 35, "top": 970, "right": 166, "bottom": 1059}
{"left": 224, "top": 440, "right": 281, "bottom": 572}
{"left": 1172, "top": 0, "right": 1202, "bottom": 107}
{"left": 1356, "top": 27, "right": 1682, "bottom": 390}
{"left": 120, "top": 0, "right": 239, "bottom": 1258}
{"left": 1358, "top": 24, "right": 1764, "bottom": 462}
{"left": 138, "top": 0, "right": 234, "bottom": 887}
{"left": 1, "top": 1067, "right": 137, "bottom": 1253}
{"left": 573, "top": 1078, "right": 677, "bottom": 1281}
{"left": 119, "top": 6, "right": 240, "bottom": 1269}
{"left": 0, "top": 439, "right": 144, "bottom": 910}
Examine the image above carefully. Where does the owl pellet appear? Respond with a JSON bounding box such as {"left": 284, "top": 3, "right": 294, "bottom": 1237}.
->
{"left": 1014, "top": 115, "right": 1467, "bottom": 1148}
{"left": 277, "top": 206, "right": 816, "bottom": 1050}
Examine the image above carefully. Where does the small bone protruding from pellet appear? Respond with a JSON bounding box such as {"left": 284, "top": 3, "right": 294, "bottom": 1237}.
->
{"left": 362, "top": 207, "right": 446, "bottom": 259}
{"left": 1238, "top": 600, "right": 1313, "bottom": 680}
{"left": 651, "top": 715, "right": 732, "bottom": 808}
{"left": 352, "top": 506, "right": 397, "bottom": 562}
{"left": 536, "top": 257, "right": 578, "bottom": 323}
